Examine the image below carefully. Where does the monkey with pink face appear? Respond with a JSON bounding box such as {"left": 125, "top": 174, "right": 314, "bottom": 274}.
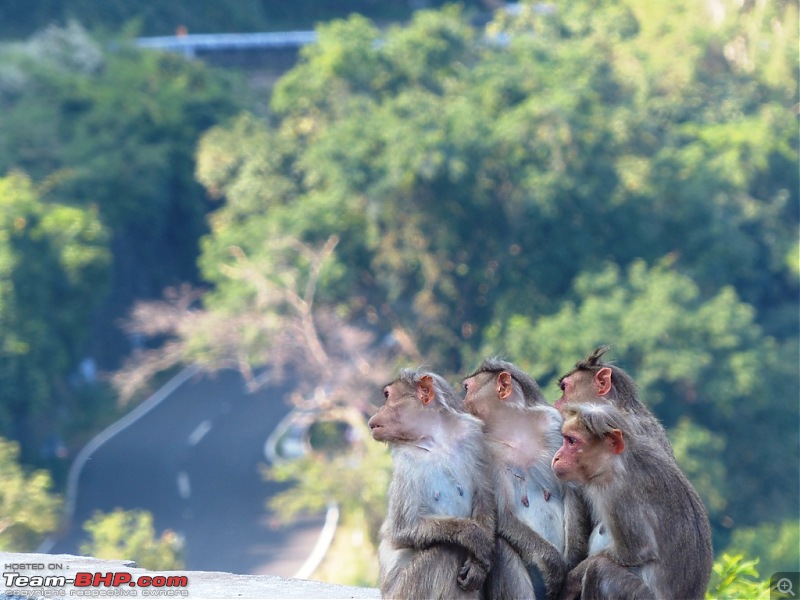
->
{"left": 369, "top": 369, "right": 495, "bottom": 599}
{"left": 552, "top": 402, "right": 713, "bottom": 600}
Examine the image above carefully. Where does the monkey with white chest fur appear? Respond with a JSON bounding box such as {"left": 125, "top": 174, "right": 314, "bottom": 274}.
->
{"left": 554, "top": 346, "right": 684, "bottom": 559}
{"left": 369, "top": 369, "right": 495, "bottom": 599}
{"left": 463, "top": 359, "right": 589, "bottom": 600}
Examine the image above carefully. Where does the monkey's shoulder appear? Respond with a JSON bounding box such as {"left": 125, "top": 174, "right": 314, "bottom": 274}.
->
{"left": 527, "top": 404, "right": 564, "bottom": 437}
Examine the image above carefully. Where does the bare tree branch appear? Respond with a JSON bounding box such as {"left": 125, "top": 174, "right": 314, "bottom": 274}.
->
{"left": 112, "top": 234, "right": 410, "bottom": 412}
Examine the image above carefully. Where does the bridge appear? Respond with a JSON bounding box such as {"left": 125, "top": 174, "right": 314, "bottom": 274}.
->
{"left": 135, "top": 31, "right": 318, "bottom": 68}
{"left": 136, "top": 31, "right": 317, "bottom": 57}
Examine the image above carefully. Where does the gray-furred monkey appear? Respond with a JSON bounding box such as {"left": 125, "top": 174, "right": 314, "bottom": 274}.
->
{"left": 555, "top": 345, "right": 672, "bottom": 454}
{"left": 463, "top": 358, "right": 589, "bottom": 600}
{"left": 369, "top": 369, "right": 495, "bottom": 599}
{"left": 552, "top": 402, "right": 713, "bottom": 600}
{"left": 555, "top": 345, "right": 678, "bottom": 556}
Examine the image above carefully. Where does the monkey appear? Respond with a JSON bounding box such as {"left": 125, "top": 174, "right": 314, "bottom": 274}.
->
{"left": 462, "top": 358, "right": 590, "bottom": 600}
{"left": 554, "top": 345, "right": 676, "bottom": 558}
{"left": 551, "top": 402, "right": 713, "bottom": 600}
{"left": 554, "top": 345, "right": 672, "bottom": 452}
{"left": 368, "top": 369, "right": 495, "bottom": 599}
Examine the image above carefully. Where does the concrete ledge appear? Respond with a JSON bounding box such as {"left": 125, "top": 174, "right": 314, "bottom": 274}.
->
{"left": 0, "top": 553, "right": 380, "bottom": 600}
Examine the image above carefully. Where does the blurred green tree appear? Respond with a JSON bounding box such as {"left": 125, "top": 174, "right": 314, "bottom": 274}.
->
{"left": 705, "top": 553, "right": 770, "bottom": 600}
{"left": 80, "top": 508, "right": 183, "bottom": 570}
{"left": 0, "top": 172, "right": 109, "bottom": 451}
{"left": 117, "top": 0, "right": 798, "bottom": 584}
{"left": 726, "top": 521, "right": 800, "bottom": 576}
{"left": 0, "top": 437, "right": 61, "bottom": 550}
{"left": 0, "top": 23, "right": 241, "bottom": 367}
{"left": 0, "top": 0, "right": 487, "bottom": 40}
{"left": 193, "top": 2, "right": 797, "bottom": 370}
{"left": 479, "top": 259, "right": 798, "bottom": 547}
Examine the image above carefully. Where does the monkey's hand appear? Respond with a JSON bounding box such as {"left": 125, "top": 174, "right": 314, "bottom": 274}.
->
{"left": 498, "top": 511, "right": 567, "bottom": 600}
{"left": 457, "top": 554, "right": 487, "bottom": 592}
{"left": 455, "top": 522, "right": 495, "bottom": 571}
{"left": 557, "top": 563, "right": 585, "bottom": 600}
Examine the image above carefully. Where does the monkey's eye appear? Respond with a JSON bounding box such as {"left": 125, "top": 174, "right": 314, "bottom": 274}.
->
{"left": 383, "top": 390, "right": 389, "bottom": 399}
{"left": 463, "top": 382, "right": 469, "bottom": 392}
{"left": 559, "top": 382, "right": 566, "bottom": 392}
{"left": 564, "top": 435, "right": 576, "bottom": 446}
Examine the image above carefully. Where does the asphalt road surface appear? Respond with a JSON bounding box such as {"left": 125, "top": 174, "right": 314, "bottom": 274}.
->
{"left": 47, "top": 368, "right": 325, "bottom": 576}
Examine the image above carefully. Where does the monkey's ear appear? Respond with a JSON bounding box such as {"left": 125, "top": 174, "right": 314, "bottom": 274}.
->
{"left": 607, "top": 429, "right": 625, "bottom": 454}
{"left": 497, "top": 371, "right": 513, "bottom": 400}
{"left": 594, "top": 367, "right": 613, "bottom": 396}
{"left": 417, "top": 375, "right": 436, "bottom": 405}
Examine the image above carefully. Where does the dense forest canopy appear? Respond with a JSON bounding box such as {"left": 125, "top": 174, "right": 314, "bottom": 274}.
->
{"left": 183, "top": 0, "right": 798, "bottom": 569}
{"left": 0, "top": 0, "right": 486, "bottom": 39}
{"left": 0, "top": 0, "right": 796, "bottom": 584}
{"left": 0, "top": 20, "right": 241, "bottom": 463}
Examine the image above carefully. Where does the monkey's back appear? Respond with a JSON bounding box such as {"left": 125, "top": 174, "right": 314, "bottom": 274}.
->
{"left": 645, "top": 468, "right": 713, "bottom": 599}
{"left": 594, "top": 448, "right": 713, "bottom": 600}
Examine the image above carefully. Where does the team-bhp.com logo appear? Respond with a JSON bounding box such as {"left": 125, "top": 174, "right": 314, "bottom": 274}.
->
{"left": 4, "top": 564, "right": 189, "bottom": 597}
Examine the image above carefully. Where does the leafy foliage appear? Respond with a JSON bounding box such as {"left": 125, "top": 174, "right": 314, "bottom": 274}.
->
{"left": 0, "top": 172, "right": 109, "bottom": 443}
{"left": 726, "top": 521, "right": 800, "bottom": 577}
{"left": 0, "top": 22, "right": 241, "bottom": 369}
{"left": 0, "top": 1, "right": 486, "bottom": 40}
{"left": 705, "top": 553, "right": 770, "bottom": 600}
{"left": 196, "top": 1, "right": 797, "bottom": 363}
{"left": 0, "top": 437, "right": 61, "bottom": 550}
{"left": 80, "top": 508, "right": 183, "bottom": 570}
{"left": 82, "top": 0, "right": 796, "bottom": 585}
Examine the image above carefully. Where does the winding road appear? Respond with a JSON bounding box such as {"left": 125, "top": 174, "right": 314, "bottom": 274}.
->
{"left": 46, "top": 368, "right": 325, "bottom": 577}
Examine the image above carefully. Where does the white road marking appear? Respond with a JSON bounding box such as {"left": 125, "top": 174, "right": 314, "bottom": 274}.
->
{"left": 177, "top": 471, "right": 191, "bottom": 499}
{"left": 188, "top": 419, "right": 213, "bottom": 446}
{"left": 38, "top": 366, "right": 200, "bottom": 554}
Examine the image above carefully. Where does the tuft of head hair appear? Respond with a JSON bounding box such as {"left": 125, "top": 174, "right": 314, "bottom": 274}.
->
{"left": 392, "top": 368, "right": 463, "bottom": 413}
{"left": 561, "top": 402, "right": 629, "bottom": 439}
{"left": 574, "top": 345, "right": 612, "bottom": 371}
{"left": 469, "top": 357, "right": 545, "bottom": 406}
{"left": 562, "top": 346, "right": 641, "bottom": 410}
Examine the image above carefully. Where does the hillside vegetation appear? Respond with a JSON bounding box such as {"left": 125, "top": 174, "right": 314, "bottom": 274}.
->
{"left": 0, "top": 0, "right": 796, "bottom": 586}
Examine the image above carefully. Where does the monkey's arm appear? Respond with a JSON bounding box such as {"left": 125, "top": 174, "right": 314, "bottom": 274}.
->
{"left": 558, "top": 558, "right": 590, "bottom": 600}
{"left": 563, "top": 487, "right": 591, "bottom": 570}
{"left": 603, "top": 506, "right": 659, "bottom": 568}
{"left": 558, "top": 509, "right": 659, "bottom": 600}
{"left": 393, "top": 515, "right": 494, "bottom": 570}
{"left": 497, "top": 510, "right": 567, "bottom": 600}
{"left": 573, "top": 555, "right": 655, "bottom": 600}
{"left": 457, "top": 474, "right": 497, "bottom": 591}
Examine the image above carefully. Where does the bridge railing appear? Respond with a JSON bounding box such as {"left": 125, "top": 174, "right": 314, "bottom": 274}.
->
{"left": 135, "top": 31, "right": 317, "bottom": 58}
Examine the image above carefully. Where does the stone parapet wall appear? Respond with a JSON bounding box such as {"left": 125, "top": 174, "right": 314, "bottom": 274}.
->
{"left": 0, "top": 552, "right": 380, "bottom": 600}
